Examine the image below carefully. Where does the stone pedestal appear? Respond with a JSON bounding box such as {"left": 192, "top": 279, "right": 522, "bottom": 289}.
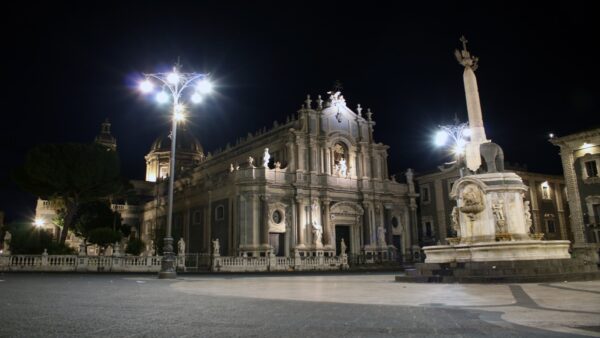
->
{"left": 423, "top": 172, "right": 571, "bottom": 263}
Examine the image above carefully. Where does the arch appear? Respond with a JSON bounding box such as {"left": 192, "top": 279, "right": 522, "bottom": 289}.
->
{"left": 326, "top": 131, "right": 357, "bottom": 148}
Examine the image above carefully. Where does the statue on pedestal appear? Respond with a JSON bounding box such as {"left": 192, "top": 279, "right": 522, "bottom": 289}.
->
{"left": 2, "top": 231, "right": 11, "bottom": 255}
{"left": 146, "top": 240, "right": 154, "bottom": 256}
{"left": 339, "top": 238, "right": 347, "bottom": 256}
{"left": 312, "top": 221, "right": 323, "bottom": 247}
{"left": 212, "top": 238, "right": 220, "bottom": 256}
{"left": 178, "top": 238, "right": 186, "bottom": 256}
{"left": 377, "top": 226, "right": 387, "bottom": 247}
{"left": 339, "top": 158, "right": 347, "bottom": 177}
{"left": 451, "top": 206, "right": 460, "bottom": 237}
{"left": 263, "top": 148, "right": 270, "bottom": 168}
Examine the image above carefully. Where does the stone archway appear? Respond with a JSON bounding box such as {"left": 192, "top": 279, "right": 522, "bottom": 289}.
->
{"left": 330, "top": 202, "right": 364, "bottom": 255}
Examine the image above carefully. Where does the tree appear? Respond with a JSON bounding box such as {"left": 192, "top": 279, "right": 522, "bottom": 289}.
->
{"left": 87, "top": 228, "right": 122, "bottom": 253}
{"left": 73, "top": 200, "right": 124, "bottom": 247}
{"left": 13, "top": 143, "right": 123, "bottom": 245}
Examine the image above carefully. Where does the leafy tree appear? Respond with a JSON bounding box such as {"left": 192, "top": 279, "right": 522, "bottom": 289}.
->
{"left": 126, "top": 238, "right": 145, "bottom": 255}
{"left": 13, "top": 143, "right": 123, "bottom": 245}
{"left": 73, "top": 200, "right": 123, "bottom": 247}
{"left": 2, "top": 222, "right": 75, "bottom": 255}
{"left": 87, "top": 228, "right": 122, "bottom": 253}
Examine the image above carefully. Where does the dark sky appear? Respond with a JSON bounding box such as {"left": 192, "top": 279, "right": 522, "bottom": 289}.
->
{"left": 1, "top": 2, "right": 598, "bottom": 222}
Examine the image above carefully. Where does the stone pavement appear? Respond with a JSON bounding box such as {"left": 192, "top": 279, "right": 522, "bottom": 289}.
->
{"left": 0, "top": 272, "right": 598, "bottom": 337}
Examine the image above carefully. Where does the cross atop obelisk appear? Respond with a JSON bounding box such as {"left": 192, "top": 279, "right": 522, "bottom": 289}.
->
{"left": 455, "top": 36, "right": 487, "bottom": 172}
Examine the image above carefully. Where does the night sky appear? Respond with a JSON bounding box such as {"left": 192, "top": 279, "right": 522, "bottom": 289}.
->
{"left": 1, "top": 2, "right": 598, "bottom": 222}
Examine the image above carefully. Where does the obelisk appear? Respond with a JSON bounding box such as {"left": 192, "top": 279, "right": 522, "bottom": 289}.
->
{"left": 455, "top": 36, "right": 488, "bottom": 172}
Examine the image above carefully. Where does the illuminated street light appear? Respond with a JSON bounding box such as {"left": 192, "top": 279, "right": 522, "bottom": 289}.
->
{"left": 137, "top": 63, "right": 212, "bottom": 279}
{"left": 434, "top": 120, "right": 471, "bottom": 175}
{"left": 33, "top": 218, "right": 45, "bottom": 228}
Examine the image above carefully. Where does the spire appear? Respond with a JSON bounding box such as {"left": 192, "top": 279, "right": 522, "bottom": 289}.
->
{"left": 95, "top": 118, "right": 117, "bottom": 151}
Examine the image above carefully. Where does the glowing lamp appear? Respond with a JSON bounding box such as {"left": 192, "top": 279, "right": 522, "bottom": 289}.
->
{"left": 139, "top": 79, "right": 154, "bottom": 93}
{"left": 196, "top": 79, "right": 213, "bottom": 94}
{"left": 156, "top": 91, "right": 169, "bottom": 104}
{"left": 434, "top": 130, "right": 449, "bottom": 146}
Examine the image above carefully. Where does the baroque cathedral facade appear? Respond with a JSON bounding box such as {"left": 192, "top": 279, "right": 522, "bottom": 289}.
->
{"left": 139, "top": 92, "right": 417, "bottom": 259}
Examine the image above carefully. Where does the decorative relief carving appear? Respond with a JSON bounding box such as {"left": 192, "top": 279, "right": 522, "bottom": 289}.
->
{"left": 459, "top": 184, "right": 485, "bottom": 220}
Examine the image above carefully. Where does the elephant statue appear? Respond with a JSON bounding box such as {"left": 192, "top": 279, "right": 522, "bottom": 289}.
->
{"left": 480, "top": 142, "right": 504, "bottom": 173}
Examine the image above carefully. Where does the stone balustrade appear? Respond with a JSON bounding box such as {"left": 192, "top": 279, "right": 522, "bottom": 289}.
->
{"left": 0, "top": 252, "right": 350, "bottom": 273}
{"left": 212, "top": 254, "right": 349, "bottom": 272}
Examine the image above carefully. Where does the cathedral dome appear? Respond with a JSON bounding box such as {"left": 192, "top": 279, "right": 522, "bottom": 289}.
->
{"left": 150, "top": 128, "right": 204, "bottom": 154}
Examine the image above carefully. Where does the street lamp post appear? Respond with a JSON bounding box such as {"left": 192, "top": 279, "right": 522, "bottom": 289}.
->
{"left": 434, "top": 121, "right": 471, "bottom": 177}
{"left": 138, "top": 63, "right": 213, "bottom": 279}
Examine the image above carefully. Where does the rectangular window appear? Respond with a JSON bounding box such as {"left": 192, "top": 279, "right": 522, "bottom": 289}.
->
{"left": 193, "top": 211, "right": 202, "bottom": 224}
{"left": 421, "top": 186, "right": 431, "bottom": 203}
{"left": 585, "top": 161, "right": 598, "bottom": 178}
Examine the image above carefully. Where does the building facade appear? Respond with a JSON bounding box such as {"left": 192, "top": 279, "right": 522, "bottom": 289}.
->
{"left": 415, "top": 163, "right": 571, "bottom": 247}
{"left": 551, "top": 128, "right": 600, "bottom": 247}
{"left": 139, "top": 93, "right": 416, "bottom": 260}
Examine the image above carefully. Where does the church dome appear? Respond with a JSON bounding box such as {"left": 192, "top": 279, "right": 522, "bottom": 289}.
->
{"left": 150, "top": 128, "right": 204, "bottom": 154}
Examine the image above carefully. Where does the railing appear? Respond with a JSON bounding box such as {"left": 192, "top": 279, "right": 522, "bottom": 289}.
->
{"left": 1, "top": 252, "right": 358, "bottom": 273}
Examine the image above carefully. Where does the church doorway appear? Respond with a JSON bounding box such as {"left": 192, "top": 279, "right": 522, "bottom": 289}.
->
{"left": 269, "top": 233, "right": 285, "bottom": 256}
{"left": 335, "top": 225, "right": 351, "bottom": 256}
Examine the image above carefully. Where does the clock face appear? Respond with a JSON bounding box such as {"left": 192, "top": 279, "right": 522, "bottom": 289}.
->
{"left": 272, "top": 210, "right": 282, "bottom": 224}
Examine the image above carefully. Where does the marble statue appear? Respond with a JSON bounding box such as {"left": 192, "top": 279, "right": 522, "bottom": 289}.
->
{"left": 339, "top": 238, "right": 347, "bottom": 256}
{"left": 3, "top": 231, "right": 11, "bottom": 255}
{"left": 212, "top": 238, "right": 220, "bottom": 256}
{"left": 248, "top": 156, "right": 254, "bottom": 167}
{"left": 459, "top": 184, "right": 485, "bottom": 217}
{"left": 524, "top": 200, "right": 533, "bottom": 233}
{"left": 178, "top": 237, "right": 186, "bottom": 255}
{"left": 339, "top": 158, "right": 347, "bottom": 177}
{"left": 230, "top": 163, "right": 234, "bottom": 172}
{"left": 146, "top": 240, "right": 154, "bottom": 256}
{"left": 312, "top": 221, "right": 323, "bottom": 247}
{"left": 405, "top": 168, "right": 415, "bottom": 193}
{"left": 451, "top": 206, "right": 460, "bottom": 237}
{"left": 263, "top": 148, "right": 270, "bottom": 168}
{"left": 492, "top": 199, "right": 507, "bottom": 233}
{"left": 377, "top": 226, "right": 387, "bottom": 247}
{"left": 275, "top": 161, "right": 281, "bottom": 169}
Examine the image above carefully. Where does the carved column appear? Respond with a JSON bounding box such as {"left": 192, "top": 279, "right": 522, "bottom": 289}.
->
{"left": 528, "top": 181, "right": 542, "bottom": 233}
{"left": 322, "top": 198, "right": 332, "bottom": 246}
{"left": 296, "top": 197, "right": 306, "bottom": 247}
{"left": 554, "top": 181, "right": 568, "bottom": 240}
{"left": 286, "top": 141, "right": 296, "bottom": 172}
{"left": 261, "top": 195, "right": 270, "bottom": 247}
{"left": 325, "top": 148, "right": 331, "bottom": 175}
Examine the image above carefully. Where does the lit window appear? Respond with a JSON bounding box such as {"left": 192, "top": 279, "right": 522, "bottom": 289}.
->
{"left": 541, "top": 182, "right": 551, "bottom": 200}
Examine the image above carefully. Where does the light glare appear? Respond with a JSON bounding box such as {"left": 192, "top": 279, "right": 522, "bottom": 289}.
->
{"left": 196, "top": 79, "right": 213, "bottom": 94}
{"left": 167, "top": 72, "right": 180, "bottom": 84}
{"left": 139, "top": 80, "right": 154, "bottom": 93}
{"left": 34, "top": 218, "right": 45, "bottom": 228}
{"left": 156, "top": 91, "right": 169, "bottom": 104}
{"left": 174, "top": 111, "right": 186, "bottom": 122}
{"left": 434, "top": 130, "right": 449, "bottom": 146}
{"left": 191, "top": 93, "right": 203, "bottom": 103}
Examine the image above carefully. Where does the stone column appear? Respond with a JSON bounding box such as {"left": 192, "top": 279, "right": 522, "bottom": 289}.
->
{"left": 261, "top": 196, "right": 270, "bottom": 246}
{"left": 434, "top": 179, "right": 447, "bottom": 240}
{"left": 325, "top": 148, "right": 331, "bottom": 175}
{"left": 560, "top": 148, "right": 586, "bottom": 244}
{"left": 554, "top": 181, "right": 568, "bottom": 240}
{"left": 286, "top": 141, "right": 296, "bottom": 172}
{"left": 528, "top": 181, "right": 542, "bottom": 233}
{"left": 349, "top": 152, "right": 357, "bottom": 178}
{"left": 296, "top": 197, "right": 306, "bottom": 247}
{"left": 322, "top": 199, "right": 332, "bottom": 246}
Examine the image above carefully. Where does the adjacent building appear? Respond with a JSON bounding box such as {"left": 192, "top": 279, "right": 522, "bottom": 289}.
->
{"left": 415, "top": 163, "right": 571, "bottom": 247}
{"left": 550, "top": 128, "right": 600, "bottom": 248}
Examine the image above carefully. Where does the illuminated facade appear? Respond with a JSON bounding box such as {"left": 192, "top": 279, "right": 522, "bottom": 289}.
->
{"left": 139, "top": 92, "right": 417, "bottom": 259}
{"left": 551, "top": 128, "right": 600, "bottom": 247}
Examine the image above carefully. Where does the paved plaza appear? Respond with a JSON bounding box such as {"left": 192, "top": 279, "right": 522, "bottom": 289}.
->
{"left": 0, "top": 272, "right": 599, "bottom": 337}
